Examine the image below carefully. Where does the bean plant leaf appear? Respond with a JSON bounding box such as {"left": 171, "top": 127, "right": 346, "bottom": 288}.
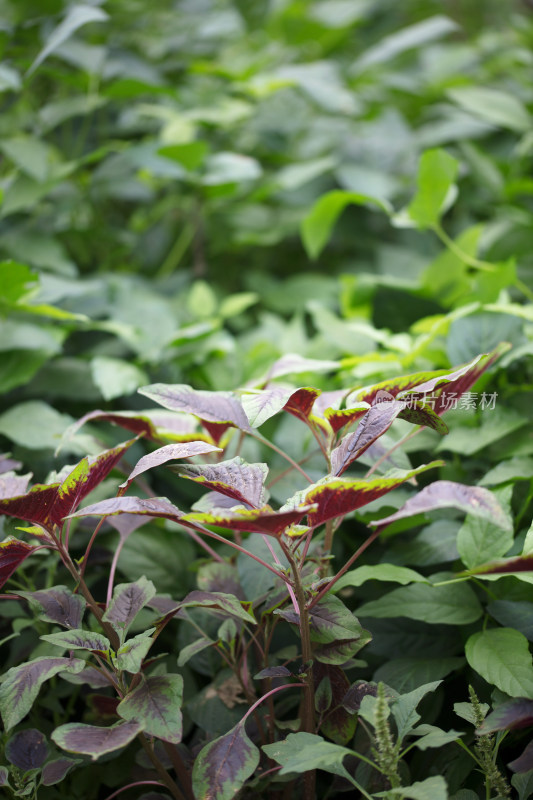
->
{"left": 479, "top": 698, "right": 533, "bottom": 734}
{"left": 173, "top": 458, "right": 268, "bottom": 508}
{"left": 117, "top": 674, "right": 183, "bottom": 744}
{"left": 407, "top": 148, "right": 458, "bottom": 229}
{"left": 28, "top": 4, "right": 109, "bottom": 76}
{"left": 370, "top": 481, "right": 512, "bottom": 532}
{"left": 16, "top": 585, "right": 85, "bottom": 629}
{"left": 0, "top": 656, "right": 85, "bottom": 729}
{"left": 0, "top": 538, "right": 37, "bottom": 590}
{"left": 192, "top": 720, "right": 260, "bottom": 800}
{"left": 103, "top": 577, "right": 156, "bottom": 641}
{"left": 5, "top": 728, "right": 48, "bottom": 769}
{"left": 41, "top": 629, "right": 110, "bottom": 654}
{"left": 385, "top": 776, "right": 449, "bottom": 800}
{"left": 181, "top": 505, "right": 312, "bottom": 536}
{"left": 465, "top": 628, "right": 533, "bottom": 697}
{"left": 41, "top": 757, "right": 82, "bottom": 786}
{"left": 138, "top": 384, "right": 252, "bottom": 431}
{"left": 357, "top": 580, "right": 482, "bottom": 625}
{"left": 301, "top": 463, "right": 441, "bottom": 527}
{"left": 334, "top": 565, "right": 427, "bottom": 591}
{"left": 51, "top": 720, "right": 142, "bottom": 760}
{"left": 119, "top": 441, "right": 221, "bottom": 491}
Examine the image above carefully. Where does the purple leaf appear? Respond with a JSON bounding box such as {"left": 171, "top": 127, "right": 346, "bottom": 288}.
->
{"left": 138, "top": 384, "right": 252, "bottom": 431}
{"left": 16, "top": 585, "right": 85, "bottom": 629}
{"left": 342, "top": 682, "right": 378, "bottom": 714}
{"left": 41, "top": 757, "right": 81, "bottom": 786}
{"left": 119, "top": 441, "right": 221, "bottom": 492}
{"left": 462, "top": 555, "right": 533, "bottom": 577}
{"left": 168, "top": 590, "right": 256, "bottom": 625}
{"left": 51, "top": 720, "right": 142, "bottom": 760}
{"left": 117, "top": 674, "right": 183, "bottom": 744}
{"left": 331, "top": 402, "right": 405, "bottom": 476}
{"left": 65, "top": 409, "right": 208, "bottom": 444}
{"left": 314, "top": 663, "right": 357, "bottom": 745}
{"left": 241, "top": 387, "right": 298, "bottom": 428}
{"left": 254, "top": 666, "right": 292, "bottom": 679}
{"left": 284, "top": 388, "right": 322, "bottom": 422}
{"left": 174, "top": 458, "right": 268, "bottom": 509}
{"left": 0, "top": 767, "right": 10, "bottom": 787}
{"left": 303, "top": 463, "right": 442, "bottom": 527}
{"left": 61, "top": 666, "right": 111, "bottom": 689}
{"left": 0, "top": 473, "right": 31, "bottom": 498}
{"left": 66, "top": 496, "right": 184, "bottom": 525}
{"left": 0, "top": 656, "right": 85, "bottom": 729}
{"left": 6, "top": 729, "right": 48, "bottom": 770}
{"left": 41, "top": 629, "right": 110, "bottom": 653}
{"left": 108, "top": 512, "right": 155, "bottom": 540}
{"left": 192, "top": 720, "right": 260, "bottom": 800}
{"left": 0, "top": 485, "right": 60, "bottom": 532}
{"left": 103, "top": 576, "right": 156, "bottom": 641}
{"left": 479, "top": 698, "right": 533, "bottom": 734}
{"left": 0, "top": 538, "right": 37, "bottom": 590}
{"left": 0, "top": 454, "right": 22, "bottom": 474}
{"left": 508, "top": 739, "right": 533, "bottom": 773}
{"left": 181, "top": 505, "right": 312, "bottom": 537}
{"left": 370, "top": 481, "right": 513, "bottom": 532}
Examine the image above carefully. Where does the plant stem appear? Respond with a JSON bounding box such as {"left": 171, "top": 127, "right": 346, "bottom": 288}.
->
{"left": 79, "top": 517, "right": 107, "bottom": 577}
{"left": 162, "top": 742, "right": 195, "bottom": 800}
{"left": 138, "top": 733, "right": 186, "bottom": 800}
{"left": 252, "top": 432, "right": 313, "bottom": 484}
{"left": 432, "top": 223, "right": 496, "bottom": 272}
{"left": 104, "top": 782, "right": 165, "bottom": 800}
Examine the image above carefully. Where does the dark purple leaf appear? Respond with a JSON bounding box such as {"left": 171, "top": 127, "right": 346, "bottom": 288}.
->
{"left": 315, "top": 676, "right": 332, "bottom": 713}
{"left": 314, "top": 663, "right": 356, "bottom": 745}
{"left": 0, "top": 484, "right": 60, "bottom": 532}
{"left": 138, "top": 384, "right": 252, "bottom": 431}
{"left": 0, "top": 766, "right": 8, "bottom": 787}
{"left": 16, "top": 585, "right": 85, "bottom": 629}
{"left": 284, "top": 388, "right": 322, "bottom": 422}
{"left": 370, "top": 481, "right": 513, "bottom": 532}
{"left": 181, "top": 505, "right": 312, "bottom": 537}
{"left": 117, "top": 674, "right": 183, "bottom": 744}
{"left": 87, "top": 694, "right": 120, "bottom": 719}
{"left": 41, "top": 629, "right": 110, "bottom": 653}
{"left": 119, "top": 441, "right": 221, "bottom": 492}
{"left": 0, "top": 473, "right": 31, "bottom": 498}
{"left": 174, "top": 458, "right": 268, "bottom": 509}
{"left": 51, "top": 720, "right": 142, "bottom": 760}
{"left": 192, "top": 490, "right": 251, "bottom": 512}
{"left": 65, "top": 409, "right": 208, "bottom": 444}
{"left": 6, "top": 729, "right": 48, "bottom": 770}
{"left": 303, "top": 463, "right": 441, "bottom": 527}
{"left": 0, "top": 538, "right": 37, "bottom": 590}
{"left": 108, "top": 512, "right": 155, "bottom": 540}
{"left": 310, "top": 389, "right": 346, "bottom": 419}
{"left": 171, "top": 590, "right": 256, "bottom": 624}
{"left": 192, "top": 721, "right": 260, "bottom": 800}
{"left": 200, "top": 420, "right": 232, "bottom": 445}
{"left": 463, "top": 555, "right": 533, "bottom": 577}
{"left": 330, "top": 402, "right": 405, "bottom": 476}
{"left": 254, "top": 666, "right": 292, "bottom": 679}
{"left": 41, "top": 757, "right": 81, "bottom": 786}
{"left": 324, "top": 406, "right": 369, "bottom": 434}
{"left": 66, "top": 496, "right": 184, "bottom": 525}
{"left": 508, "top": 739, "right": 533, "bottom": 773}
{"left": 103, "top": 576, "right": 156, "bottom": 641}
{"left": 61, "top": 667, "right": 111, "bottom": 689}
{"left": 479, "top": 698, "right": 533, "bottom": 734}
{"left": 342, "top": 682, "right": 378, "bottom": 714}
{"left": 0, "top": 656, "right": 85, "bottom": 729}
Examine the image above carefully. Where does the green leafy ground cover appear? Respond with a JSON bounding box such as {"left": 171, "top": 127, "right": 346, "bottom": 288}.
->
{"left": 0, "top": 1, "right": 533, "bottom": 798}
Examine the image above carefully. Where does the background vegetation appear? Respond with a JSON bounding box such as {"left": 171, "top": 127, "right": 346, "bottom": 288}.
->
{"left": 1, "top": 0, "right": 533, "bottom": 798}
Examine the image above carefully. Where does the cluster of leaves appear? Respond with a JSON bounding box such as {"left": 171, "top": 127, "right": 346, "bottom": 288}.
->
{"left": 1, "top": 0, "right": 533, "bottom": 799}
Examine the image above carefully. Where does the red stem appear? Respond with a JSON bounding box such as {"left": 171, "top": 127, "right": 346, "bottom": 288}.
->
{"left": 104, "top": 781, "right": 165, "bottom": 800}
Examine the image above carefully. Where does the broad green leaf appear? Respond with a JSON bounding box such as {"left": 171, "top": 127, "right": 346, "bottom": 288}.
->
{"left": 91, "top": 357, "right": 148, "bottom": 401}
{"left": 177, "top": 637, "right": 214, "bottom": 667}
{"left": 263, "top": 732, "right": 353, "bottom": 778}
{"left": 357, "top": 580, "right": 482, "bottom": 624}
{"left": 51, "top": 720, "right": 141, "bottom": 760}
{"left": 301, "top": 190, "right": 392, "bottom": 259}
{"left": 334, "top": 564, "right": 427, "bottom": 591}
{"left": 117, "top": 674, "right": 183, "bottom": 743}
{"left": 465, "top": 628, "right": 533, "bottom": 697}
{"left": 457, "top": 485, "right": 513, "bottom": 569}
{"left": 407, "top": 149, "right": 459, "bottom": 229}
{"left": 158, "top": 141, "right": 209, "bottom": 170}
{"left": 479, "top": 457, "right": 533, "bottom": 487}
{"left": 379, "top": 775, "right": 448, "bottom": 800}
{"left": 28, "top": 4, "right": 109, "bottom": 75}
{"left": 409, "top": 724, "right": 463, "bottom": 750}
{"left": 0, "top": 261, "right": 37, "bottom": 303}
{"left": 0, "top": 657, "right": 85, "bottom": 729}
{"left": 0, "top": 401, "right": 74, "bottom": 451}
{"left": 447, "top": 86, "right": 532, "bottom": 133}
{"left": 192, "top": 721, "right": 260, "bottom": 800}
{"left": 391, "top": 681, "right": 442, "bottom": 742}
{"left": 114, "top": 630, "right": 155, "bottom": 673}
{"left": 375, "top": 658, "right": 464, "bottom": 694}
{"left": 353, "top": 15, "right": 458, "bottom": 70}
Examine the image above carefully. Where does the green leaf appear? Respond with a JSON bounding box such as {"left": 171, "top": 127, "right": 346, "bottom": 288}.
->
{"left": 90, "top": 357, "right": 148, "bottom": 401}
{"left": 0, "top": 657, "right": 85, "bottom": 729}
{"left": 113, "top": 630, "right": 155, "bottom": 673}
{"left": 391, "top": 681, "right": 442, "bottom": 743}
{"left": 334, "top": 564, "right": 428, "bottom": 591}
{"left": 158, "top": 141, "right": 209, "bottom": 170}
{"left": 357, "top": 579, "right": 482, "bottom": 624}
{"left": 40, "top": 629, "right": 110, "bottom": 654}
{"left": 28, "top": 4, "right": 109, "bottom": 76}
{"left": 407, "top": 149, "right": 459, "bottom": 229}
{"left": 262, "top": 732, "right": 352, "bottom": 778}
{"left": 117, "top": 674, "right": 183, "bottom": 743}
{"left": 301, "top": 190, "right": 392, "bottom": 259}
{"left": 457, "top": 485, "right": 513, "bottom": 569}
{"left": 0, "top": 401, "right": 74, "bottom": 451}
{"left": 0, "top": 261, "right": 38, "bottom": 304}
{"left": 376, "top": 775, "right": 448, "bottom": 800}
{"left": 465, "top": 628, "right": 533, "bottom": 697}
{"left": 447, "top": 86, "right": 532, "bottom": 133}
{"left": 409, "top": 724, "right": 463, "bottom": 750}
{"left": 192, "top": 720, "right": 260, "bottom": 800}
